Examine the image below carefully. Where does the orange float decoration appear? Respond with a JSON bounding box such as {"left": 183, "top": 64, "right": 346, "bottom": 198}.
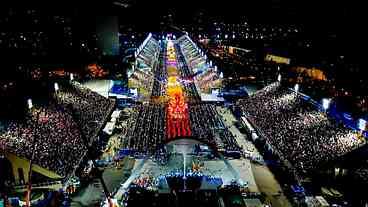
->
{"left": 165, "top": 41, "right": 191, "bottom": 139}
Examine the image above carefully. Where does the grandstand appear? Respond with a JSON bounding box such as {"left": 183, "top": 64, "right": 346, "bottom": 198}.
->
{"left": 177, "top": 35, "right": 223, "bottom": 100}
{"left": 237, "top": 82, "right": 366, "bottom": 175}
{"left": 55, "top": 81, "right": 116, "bottom": 146}
{"left": 128, "top": 33, "right": 161, "bottom": 101}
{"left": 0, "top": 80, "right": 115, "bottom": 191}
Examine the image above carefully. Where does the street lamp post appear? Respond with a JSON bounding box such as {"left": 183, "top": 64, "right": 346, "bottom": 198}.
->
{"left": 25, "top": 99, "right": 41, "bottom": 207}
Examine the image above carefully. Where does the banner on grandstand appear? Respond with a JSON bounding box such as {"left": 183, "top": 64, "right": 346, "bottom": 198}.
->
{"left": 265, "top": 54, "right": 290, "bottom": 65}
{"left": 291, "top": 67, "right": 327, "bottom": 81}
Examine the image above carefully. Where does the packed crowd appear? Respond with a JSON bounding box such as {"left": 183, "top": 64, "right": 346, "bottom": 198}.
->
{"left": 55, "top": 82, "right": 115, "bottom": 144}
{"left": 121, "top": 104, "right": 166, "bottom": 155}
{"left": 237, "top": 82, "right": 365, "bottom": 173}
{"left": 0, "top": 104, "right": 86, "bottom": 177}
{"left": 151, "top": 47, "right": 167, "bottom": 97}
{"left": 175, "top": 44, "right": 201, "bottom": 101}
{"left": 189, "top": 103, "right": 241, "bottom": 152}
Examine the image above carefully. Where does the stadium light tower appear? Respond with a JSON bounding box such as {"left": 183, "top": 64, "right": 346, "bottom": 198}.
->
{"left": 322, "top": 98, "right": 331, "bottom": 111}
{"left": 27, "top": 98, "right": 33, "bottom": 109}
{"left": 54, "top": 82, "right": 59, "bottom": 92}
{"left": 294, "top": 84, "right": 300, "bottom": 94}
{"left": 358, "top": 119, "right": 367, "bottom": 131}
